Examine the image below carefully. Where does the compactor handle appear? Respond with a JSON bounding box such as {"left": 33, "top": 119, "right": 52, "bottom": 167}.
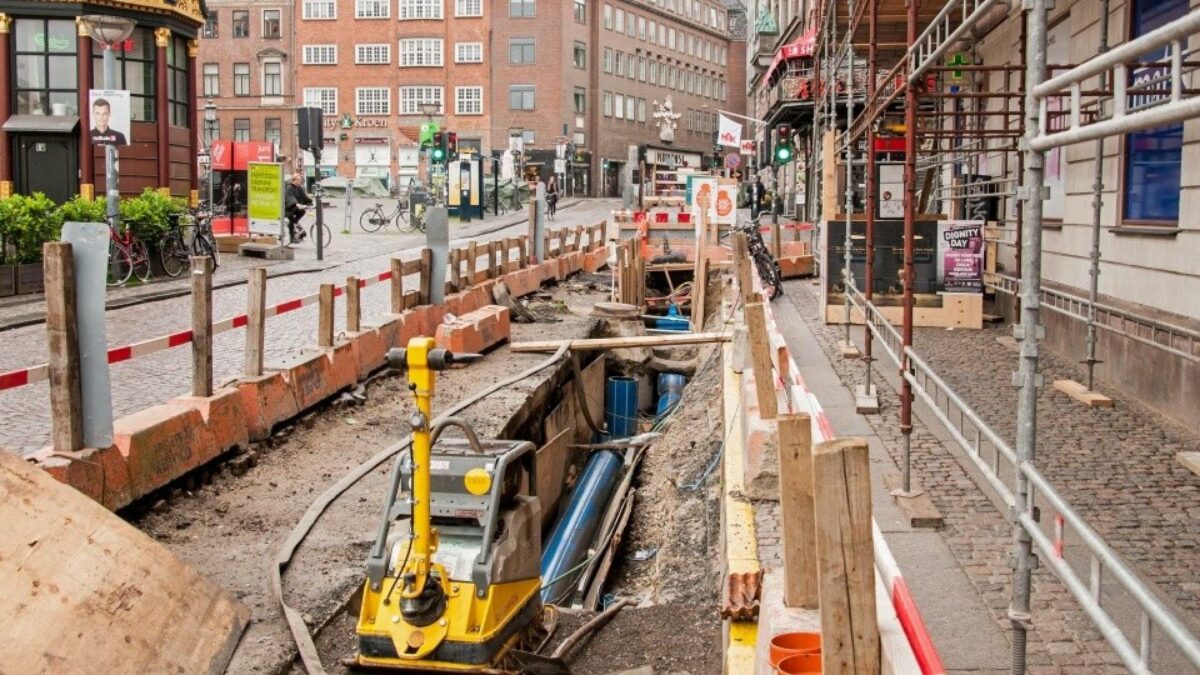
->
{"left": 386, "top": 347, "right": 483, "bottom": 371}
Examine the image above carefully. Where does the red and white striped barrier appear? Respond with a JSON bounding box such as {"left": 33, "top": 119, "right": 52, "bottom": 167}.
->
{"left": 0, "top": 268, "right": 401, "bottom": 393}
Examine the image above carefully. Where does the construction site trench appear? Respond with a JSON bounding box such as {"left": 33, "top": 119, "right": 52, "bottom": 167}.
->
{"left": 127, "top": 273, "right": 725, "bottom": 675}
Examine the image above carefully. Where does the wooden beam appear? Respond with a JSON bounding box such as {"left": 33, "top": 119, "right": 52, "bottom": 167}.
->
{"left": 813, "top": 437, "right": 880, "bottom": 675}
{"left": 511, "top": 332, "right": 732, "bottom": 353}
{"left": 345, "top": 276, "right": 361, "bottom": 333}
{"left": 245, "top": 267, "right": 266, "bottom": 377}
{"left": 419, "top": 247, "right": 432, "bottom": 304}
{"left": 43, "top": 242, "right": 82, "bottom": 453}
{"left": 777, "top": 414, "right": 817, "bottom": 609}
{"left": 318, "top": 283, "right": 334, "bottom": 348}
{"left": 733, "top": 232, "right": 757, "bottom": 306}
{"left": 691, "top": 255, "right": 709, "bottom": 331}
{"left": 518, "top": 235, "right": 529, "bottom": 268}
{"left": 191, "top": 257, "right": 213, "bottom": 397}
{"left": 390, "top": 258, "right": 404, "bottom": 313}
{"left": 467, "top": 241, "right": 478, "bottom": 285}
{"left": 1053, "top": 379, "right": 1114, "bottom": 408}
{"left": 744, "top": 302, "right": 778, "bottom": 419}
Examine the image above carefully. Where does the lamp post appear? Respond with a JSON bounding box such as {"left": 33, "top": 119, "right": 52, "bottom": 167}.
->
{"left": 203, "top": 99, "right": 217, "bottom": 215}
{"left": 80, "top": 15, "right": 136, "bottom": 234}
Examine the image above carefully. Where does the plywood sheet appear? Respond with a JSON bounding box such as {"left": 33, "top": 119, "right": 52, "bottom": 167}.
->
{"left": 0, "top": 450, "right": 249, "bottom": 675}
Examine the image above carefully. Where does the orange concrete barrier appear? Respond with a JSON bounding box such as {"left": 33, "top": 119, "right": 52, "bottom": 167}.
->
{"left": 436, "top": 305, "right": 511, "bottom": 354}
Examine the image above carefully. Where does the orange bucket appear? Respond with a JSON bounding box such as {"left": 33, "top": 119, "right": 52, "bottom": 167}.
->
{"left": 768, "top": 632, "right": 821, "bottom": 668}
{"left": 776, "top": 652, "right": 823, "bottom": 674}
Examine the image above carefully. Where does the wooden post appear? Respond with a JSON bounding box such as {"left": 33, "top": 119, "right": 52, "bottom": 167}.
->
{"left": 191, "top": 257, "right": 213, "bottom": 397}
{"left": 558, "top": 229, "right": 567, "bottom": 257}
{"left": 318, "top": 283, "right": 334, "bottom": 347}
{"left": 601, "top": 218, "right": 608, "bottom": 242}
{"left": 420, "top": 248, "right": 432, "bottom": 304}
{"left": 487, "top": 240, "right": 498, "bottom": 278}
{"left": 43, "top": 242, "right": 83, "bottom": 452}
{"left": 518, "top": 235, "right": 529, "bottom": 268}
{"left": 744, "top": 302, "right": 778, "bottom": 418}
{"left": 572, "top": 225, "right": 583, "bottom": 252}
{"left": 467, "top": 241, "right": 478, "bottom": 286}
{"left": 733, "top": 232, "right": 757, "bottom": 306}
{"left": 544, "top": 230, "right": 552, "bottom": 260}
{"left": 691, "top": 256, "right": 709, "bottom": 331}
{"left": 390, "top": 258, "right": 404, "bottom": 313}
{"left": 771, "top": 220, "right": 782, "bottom": 261}
{"left": 502, "top": 237, "right": 514, "bottom": 273}
{"left": 812, "top": 437, "right": 879, "bottom": 675}
{"left": 346, "top": 276, "right": 361, "bottom": 333}
{"left": 245, "top": 267, "right": 266, "bottom": 377}
{"left": 778, "top": 414, "right": 817, "bottom": 608}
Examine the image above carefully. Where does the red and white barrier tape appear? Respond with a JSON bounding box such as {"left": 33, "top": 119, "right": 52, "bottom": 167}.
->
{"left": 0, "top": 268, "right": 400, "bottom": 392}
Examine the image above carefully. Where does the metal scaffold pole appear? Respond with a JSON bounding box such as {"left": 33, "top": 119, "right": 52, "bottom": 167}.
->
{"left": 1010, "top": 1, "right": 1049, "bottom": 672}
{"left": 864, "top": 0, "right": 878, "bottom": 397}
{"left": 843, "top": 0, "right": 854, "bottom": 350}
{"left": 899, "top": 0, "right": 918, "bottom": 495}
{"left": 1085, "top": 0, "right": 1112, "bottom": 392}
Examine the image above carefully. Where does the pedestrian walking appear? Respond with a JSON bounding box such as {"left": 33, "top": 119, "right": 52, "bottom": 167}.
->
{"left": 285, "top": 174, "right": 312, "bottom": 243}
{"left": 750, "top": 175, "right": 766, "bottom": 220}
{"left": 546, "top": 175, "right": 561, "bottom": 219}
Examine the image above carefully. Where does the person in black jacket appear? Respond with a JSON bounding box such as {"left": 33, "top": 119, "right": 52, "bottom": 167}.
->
{"left": 284, "top": 174, "right": 312, "bottom": 242}
{"left": 750, "top": 176, "right": 766, "bottom": 220}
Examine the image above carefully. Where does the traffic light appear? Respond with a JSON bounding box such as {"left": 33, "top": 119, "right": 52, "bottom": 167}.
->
{"left": 446, "top": 131, "right": 458, "bottom": 158}
{"left": 773, "top": 124, "right": 795, "bottom": 165}
{"left": 431, "top": 132, "right": 446, "bottom": 162}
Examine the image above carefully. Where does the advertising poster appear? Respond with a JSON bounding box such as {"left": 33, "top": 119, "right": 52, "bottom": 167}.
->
{"left": 686, "top": 175, "right": 718, "bottom": 240}
{"left": 88, "top": 90, "right": 130, "bottom": 146}
{"left": 247, "top": 162, "right": 284, "bottom": 232}
{"left": 937, "top": 220, "right": 985, "bottom": 292}
{"left": 714, "top": 179, "right": 737, "bottom": 226}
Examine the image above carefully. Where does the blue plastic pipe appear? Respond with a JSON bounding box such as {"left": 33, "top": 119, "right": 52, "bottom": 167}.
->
{"left": 540, "top": 449, "right": 623, "bottom": 603}
{"left": 656, "top": 373, "right": 687, "bottom": 419}
{"left": 605, "top": 376, "right": 638, "bottom": 439}
{"left": 654, "top": 304, "right": 689, "bottom": 332}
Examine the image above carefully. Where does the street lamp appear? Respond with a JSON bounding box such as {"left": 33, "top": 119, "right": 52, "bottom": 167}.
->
{"left": 203, "top": 99, "right": 218, "bottom": 215}
{"left": 80, "top": 14, "right": 136, "bottom": 234}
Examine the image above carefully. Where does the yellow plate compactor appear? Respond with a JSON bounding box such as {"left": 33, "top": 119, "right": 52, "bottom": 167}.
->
{"left": 354, "top": 337, "right": 545, "bottom": 671}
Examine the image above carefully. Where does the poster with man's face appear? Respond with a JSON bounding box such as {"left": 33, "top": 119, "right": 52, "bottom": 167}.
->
{"left": 88, "top": 90, "right": 130, "bottom": 146}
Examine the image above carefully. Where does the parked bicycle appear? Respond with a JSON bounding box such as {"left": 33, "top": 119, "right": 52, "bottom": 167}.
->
{"left": 158, "top": 210, "right": 219, "bottom": 277}
{"left": 732, "top": 216, "right": 784, "bottom": 300}
{"left": 359, "top": 197, "right": 417, "bottom": 234}
{"left": 482, "top": 192, "right": 509, "bottom": 216}
{"left": 106, "top": 218, "right": 151, "bottom": 287}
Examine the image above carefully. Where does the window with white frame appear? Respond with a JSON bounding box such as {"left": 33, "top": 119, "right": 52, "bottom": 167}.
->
{"left": 455, "top": 86, "right": 483, "bottom": 115}
{"left": 399, "top": 86, "right": 443, "bottom": 115}
{"left": 636, "top": 97, "right": 645, "bottom": 123}
{"left": 614, "top": 93, "right": 624, "bottom": 119}
{"left": 509, "top": 0, "right": 535, "bottom": 17}
{"left": 303, "top": 0, "right": 336, "bottom": 19}
{"left": 637, "top": 16, "right": 645, "bottom": 40}
{"left": 356, "top": 0, "right": 389, "bottom": 18}
{"left": 356, "top": 44, "right": 391, "bottom": 64}
{"left": 203, "top": 63, "right": 219, "bottom": 96}
{"left": 263, "top": 61, "right": 282, "bottom": 95}
{"left": 303, "top": 45, "right": 337, "bottom": 64}
{"left": 455, "top": 42, "right": 483, "bottom": 63}
{"left": 455, "top": 0, "right": 482, "bottom": 16}
{"left": 357, "top": 87, "right": 390, "bottom": 115}
{"left": 603, "top": 47, "right": 612, "bottom": 73}
{"left": 603, "top": 3, "right": 611, "bottom": 29}
{"left": 603, "top": 91, "right": 612, "bottom": 116}
{"left": 399, "top": 38, "right": 444, "bottom": 66}
{"left": 638, "top": 56, "right": 646, "bottom": 81}
{"left": 625, "top": 95, "right": 634, "bottom": 119}
{"left": 648, "top": 19, "right": 656, "bottom": 44}
{"left": 648, "top": 61, "right": 657, "bottom": 84}
{"left": 399, "top": 0, "right": 442, "bottom": 20}
{"left": 304, "top": 87, "right": 338, "bottom": 115}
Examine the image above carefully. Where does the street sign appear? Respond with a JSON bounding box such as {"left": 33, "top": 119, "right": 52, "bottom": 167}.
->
{"left": 740, "top": 140, "right": 755, "bottom": 155}
{"left": 247, "top": 162, "right": 283, "bottom": 235}
{"left": 554, "top": 159, "right": 567, "bottom": 174}
{"left": 724, "top": 153, "right": 741, "bottom": 169}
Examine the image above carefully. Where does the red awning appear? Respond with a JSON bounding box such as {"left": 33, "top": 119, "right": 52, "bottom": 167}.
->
{"left": 765, "top": 29, "right": 817, "bottom": 86}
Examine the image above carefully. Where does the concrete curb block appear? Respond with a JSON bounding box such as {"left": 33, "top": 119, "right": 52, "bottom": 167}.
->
{"left": 435, "top": 305, "right": 511, "bottom": 354}
{"left": 32, "top": 250, "right": 604, "bottom": 511}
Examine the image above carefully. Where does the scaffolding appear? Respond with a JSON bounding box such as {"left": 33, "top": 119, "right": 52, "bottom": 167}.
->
{"left": 796, "top": 0, "right": 1200, "bottom": 672}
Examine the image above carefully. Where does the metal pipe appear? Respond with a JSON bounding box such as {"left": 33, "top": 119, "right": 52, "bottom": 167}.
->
{"left": 843, "top": 0, "right": 854, "bottom": 349}
{"left": 899, "top": 0, "right": 919, "bottom": 495}
{"left": 1084, "top": 0, "right": 1111, "bottom": 392}
{"left": 863, "top": 0, "right": 878, "bottom": 396}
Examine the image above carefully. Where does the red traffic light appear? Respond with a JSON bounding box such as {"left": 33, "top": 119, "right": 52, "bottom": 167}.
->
{"left": 447, "top": 131, "right": 458, "bottom": 156}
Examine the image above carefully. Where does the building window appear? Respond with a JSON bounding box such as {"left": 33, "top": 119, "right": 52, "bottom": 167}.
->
{"left": 455, "top": 42, "right": 483, "bottom": 63}
{"left": 203, "top": 64, "right": 219, "bottom": 96}
{"left": 603, "top": 3, "right": 612, "bottom": 29}
{"left": 356, "top": 44, "right": 391, "bottom": 64}
{"left": 262, "top": 10, "right": 281, "bottom": 38}
{"left": 357, "top": 87, "right": 390, "bottom": 115}
{"left": 648, "top": 61, "right": 657, "bottom": 84}
{"left": 615, "top": 51, "right": 624, "bottom": 77}
{"left": 91, "top": 27, "right": 156, "bottom": 120}
{"left": 638, "top": 57, "right": 646, "bottom": 81}
{"left": 574, "top": 87, "right": 586, "bottom": 115}
{"left": 232, "top": 10, "right": 250, "bottom": 37}
{"left": 303, "top": 45, "right": 338, "bottom": 64}
{"left": 233, "top": 62, "right": 251, "bottom": 96}
{"left": 1123, "top": 0, "right": 1187, "bottom": 223}
{"left": 510, "top": 0, "right": 535, "bottom": 18}
{"left": 603, "top": 91, "right": 612, "bottom": 116}
{"left": 234, "top": 118, "right": 250, "bottom": 141}
{"left": 304, "top": 87, "right": 338, "bottom": 115}
{"left": 456, "top": 0, "right": 483, "bottom": 17}
{"left": 574, "top": 0, "right": 586, "bottom": 23}
{"left": 399, "top": 0, "right": 442, "bottom": 19}
{"left": 648, "top": 19, "right": 656, "bottom": 44}
{"left": 265, "top": 118, "right": 281, "bottom": 150}
{"left": 399, "top": 38, "right": 444, "bottom": 66}
{"left": 603, "top": 47, "right": 612, "bottom": 73}
{"left": 263, "top": 61, "right": 282, "bottom": 96}
{"left": 357, "top": 0, "right": 390, "bottom": 18}
{"left": 455, "top": 86, "right": 483, "bottom": 115}
{"left": 573, "top": 42, "right": 586, "bottom": 69}
{"left": 399, "top": 86, "right": 444, "bottom": 115}
{"left": 203, "top": 12, "right": 218, "bottom": 38}
{"left": 625, "top": 96, "right": 634, "bottom": 120}
{"left": 15, "top": 19, "right": 77, "bottom": 117}
{"left": 303, "top": 0, "right": 337, "bottom": 19}
{"left": 637, "top": 16, "right": 645, "bottom": 40}
{"left": 614, "top": 94, "right": 624, "bottom": 120}
{"left": 165, "top": 36, "right": 190, "bottom": 126}
{"left": 625, "top": 12, "right": 634, "bottom": 36}
{"left": 637, "top": 97, "right": 646, "bottom": 123}
{"left": 509, "top": 85, "right": 535, "bottom": 110}
{"left": 668, "top": 28, "right": 675, "bottom": 50}
{"left": 509, "top": 38, "right": 534, "bottom": 65}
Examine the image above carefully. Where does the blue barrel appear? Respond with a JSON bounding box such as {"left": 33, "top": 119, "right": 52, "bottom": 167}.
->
{"left": 540, "top": 449, "right": 623, "bottom": 603}
{"left": 656, "top": 373, "right": 687, "bottom": 418}
{"left": 605, "top": 376, "right": 638, "bottom": 439}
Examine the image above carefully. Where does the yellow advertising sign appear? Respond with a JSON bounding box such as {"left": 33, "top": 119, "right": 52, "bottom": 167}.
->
{"left": 247, "top": 162, "right": 283, "bottom": 227}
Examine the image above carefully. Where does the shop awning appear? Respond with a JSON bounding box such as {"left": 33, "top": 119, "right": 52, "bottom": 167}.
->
{"left": 764, "top": 29, "right": 817, "bottom": 86}
{"left": 2, "top": 114, "right": 79, "bottom": 133}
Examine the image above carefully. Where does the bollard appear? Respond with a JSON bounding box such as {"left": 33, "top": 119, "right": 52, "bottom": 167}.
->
{"left": 192, "top": 256, "right": 213, "bottom": 397}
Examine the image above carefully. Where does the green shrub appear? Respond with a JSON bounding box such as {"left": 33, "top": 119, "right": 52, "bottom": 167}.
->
{"left": 58, "top": 195, "right": 108, "bottom": 224}
{"left": 0, "top": 193, "right": 63, "bottom": 264}
{"left": 119, "top": 189, "right": 187, "bottom": 244}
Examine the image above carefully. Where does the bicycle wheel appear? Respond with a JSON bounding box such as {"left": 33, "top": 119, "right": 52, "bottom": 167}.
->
{"left": 753, "top": 250, "right": 784, "bottom": 300}
{"left": 193, "top": 229, "right": 221, "bottom": 269}
{"left": 309, "top": 221, "right": 333, "bottom": 249}
{"left": 359, "top": 208, "right": 386, "bottom": 233}
{"left": 106, "top": 239, "right": 133, "bottom": 287}
{"left": 129, "top": 238, "right": 152, "bottom": 283}
{"left": 160, "top": 234, "right": 188, "bottom": 277}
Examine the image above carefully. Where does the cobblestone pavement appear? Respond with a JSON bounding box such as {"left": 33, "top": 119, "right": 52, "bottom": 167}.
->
{"left": 777, "top": 279, "right": 1200, "bottom": 673}
{"left": 0, "top": 198, "right": 617, "bottom": 455}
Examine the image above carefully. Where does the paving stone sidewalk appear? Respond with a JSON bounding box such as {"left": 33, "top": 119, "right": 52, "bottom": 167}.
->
{"left": 775, "top": 279, "right": 1200, "bottom": 673}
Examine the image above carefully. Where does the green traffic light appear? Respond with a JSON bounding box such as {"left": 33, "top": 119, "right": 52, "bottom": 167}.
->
{"left": 432, "top": 148, "right": 445, "bottom": 161}
{"left": 774, "top": 145, "right": 794, "bottom": 164}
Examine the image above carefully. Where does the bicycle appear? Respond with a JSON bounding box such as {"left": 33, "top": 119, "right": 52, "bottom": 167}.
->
{"left": 733, "top": 216, "right": 784, "bottom": 300}
{"left": 190, "top": 209, "right": 221, "bottom": 270}
{"left": 160, "top": 210, "right": 218, "bottom": 277}
{"left": 359, "top": 198, "right": 415, "bottom": 234}
{"left": 106, "top": 219, "right": 151, "bottom": 287}
{"left": 482, "top": 192, "right": 509, "bottom": 216}
{"left": 288, "top": 210, "right": 332, "bottom": 249}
